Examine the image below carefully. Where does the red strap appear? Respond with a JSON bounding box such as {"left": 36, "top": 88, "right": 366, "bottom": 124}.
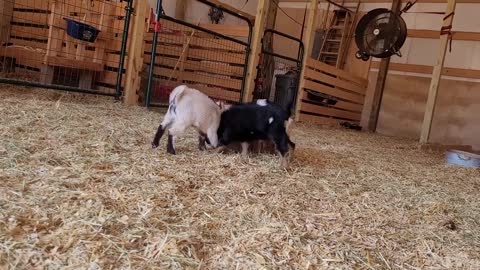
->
{"left": 154, "top": 21, "right": 162, "bottom": 33}
{"left": 444, "top": 12, "right": 455, "bottom": 21}
{"left": 401, "top": 0, "right": 418, "bottom": 13}
{"left": 440, "top": 12, "right": 455, "bottom": 52}
{"left": 149, "top": 8, "right": 162, "bottom": 33}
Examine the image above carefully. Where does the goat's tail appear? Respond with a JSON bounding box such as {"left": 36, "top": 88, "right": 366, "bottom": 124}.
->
{"left": 164, "top": 84, "right": 188, "bottom": 122}
{"left": 152, "top": 86, "right": 186, "bottom": 148}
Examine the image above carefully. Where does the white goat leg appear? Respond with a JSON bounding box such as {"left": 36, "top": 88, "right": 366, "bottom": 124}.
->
{"left": 206, "top": 126, "right": 219, "bottom": 148}
{"left": 241, "top": 142, "right": 249, "bottom": 158}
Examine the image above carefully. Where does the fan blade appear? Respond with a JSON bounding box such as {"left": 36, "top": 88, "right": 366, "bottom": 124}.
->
{"left": 366, "top": 36, "right": 381, "bottom": 53}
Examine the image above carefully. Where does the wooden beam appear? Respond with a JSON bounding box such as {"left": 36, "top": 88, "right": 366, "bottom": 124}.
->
{"left": 420, "top": 143, "right": 473, "bottom": 152}
{"left": 420, "top": 0, "right": 457, "bottom": 144}
{"left": 242, "top": 0, "right": 269, "bottom": 103}
{"left": 42, "top": 1, "right": 64, "bottom": 84}
{"left": 294, "top": 0, "right": 319, "bottom": 121}
{"left": 370, "top": 62, "right": 480, "bottom": 80}
{"left": 93, "top": 1, "right": 115, "bottom": 64}
{"left": 197, "top": 23, "right": 249, "bottom": 38}
{"left": 204, "top": 0, "right": 256, "bottom": 23}
{"left": 260, "top": 0, "right": 278, "bottom": 101}
{"left": 278, "top": 0, "right": 477, "bottom": 3}
{"left": 44, "top": 56, "right": 103, "bottom": 71}
{"left": 367, "top": 0, "right": 402, "bottom": 132}
{"left": 175, "top": 0, "right": 186, "bottom": 20}
{"left": 408, "top": 29, "right": 480, "bottom": 41}
{"left": 0, "top": 0, "right": 13, "bottom": 43}
{"left": 123, "top": 0, "right": 148, "bottom": 105}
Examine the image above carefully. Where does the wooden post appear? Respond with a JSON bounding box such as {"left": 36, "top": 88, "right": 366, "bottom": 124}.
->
{"left": 242, "top": 0, "right": 269, "bottom": 103}
{"left": 294, "top": 0, "right": 319, "bottom": 121}
{"left": 420, "top": 0, "right": 456, "bottom": 143}
{"left": 94, "top": 1, "right": 115, "bottom": 64}
{"left": 42, "top": 0, "right": 64, "bottom": 84}
{"left": 367, "top": 58, "right": 390, "bottom": 131}
{"left": 366, "top": 0, "right": 402, "bottom": 132}
{"left": 123, "top": 0, "right": 148, "bottom": 105}
{"left": 0, "top": 0, "right": 14, "bottom": 43}
{"left": 255, "top": 1, "right": 278, "bottom": 101}
{"left": 175, "top": 0, "right": 186, "bottom": 20}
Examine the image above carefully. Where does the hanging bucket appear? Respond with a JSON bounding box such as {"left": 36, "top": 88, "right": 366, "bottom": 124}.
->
{"left": 64, "top": 18, "right": 101, "bottom": 43}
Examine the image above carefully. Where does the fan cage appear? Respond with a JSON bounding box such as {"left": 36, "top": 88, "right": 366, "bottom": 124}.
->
{"left": 354, "top": 8, "right": 407, "bottom": 59}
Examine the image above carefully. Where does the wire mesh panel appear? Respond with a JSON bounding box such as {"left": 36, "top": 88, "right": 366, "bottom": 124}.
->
{"left": 254, "top": 29, "right": 304, "bottom": 113}
{"left": 143, "top": 0, "right": 252, "bottom": 107}
{"left": 0, "top": 0, "right": 133, "bottom": 97}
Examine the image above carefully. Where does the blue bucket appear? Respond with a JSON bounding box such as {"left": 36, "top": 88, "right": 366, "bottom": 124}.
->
{"left": 63, "top": 18, "right": 101, "bottom": 43}
{"left": 445, "top": 150, "right": 480, "bottom": 168}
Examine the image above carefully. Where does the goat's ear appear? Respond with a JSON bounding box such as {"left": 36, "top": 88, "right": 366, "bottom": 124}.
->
{"left": 216, "top": 100, "right": 225, "bottom": 110}
{"left": 219, "top": 101, "right": 232, "bottom": 112}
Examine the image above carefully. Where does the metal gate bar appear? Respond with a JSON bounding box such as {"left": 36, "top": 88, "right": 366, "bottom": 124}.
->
{"left": 255, "top": 28, "right": 304, "bottom": 112}
{"left": 145, "top": 0, "right": 252, "bottom": 108}
{"left": 0, "top": 0, "right": 133, "bottom": 99}
{"left": 262, "top": 29, "right": 304, "bottom": 65}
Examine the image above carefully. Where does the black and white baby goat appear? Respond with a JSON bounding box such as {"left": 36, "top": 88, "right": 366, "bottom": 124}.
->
{"left": 216, "top": 99, "right": 295, "bottom": 169}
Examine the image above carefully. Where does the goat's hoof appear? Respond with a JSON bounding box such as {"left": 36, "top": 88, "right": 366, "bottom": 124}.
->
{"left": 280, "top": 158, "right": 289, "bottom": 170}
{"left": 152, "top": 142, "right": 159, "bottom": 149}
{"left": 167, "top": 148, "right": 176, "bottom": 155}
{"left": 286, "top": 150, "right": 294, "bottom": 162}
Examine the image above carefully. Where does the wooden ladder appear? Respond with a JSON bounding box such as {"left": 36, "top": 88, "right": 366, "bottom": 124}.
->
{"left": 317, "top": 0, "right": 360, "bottom": 68}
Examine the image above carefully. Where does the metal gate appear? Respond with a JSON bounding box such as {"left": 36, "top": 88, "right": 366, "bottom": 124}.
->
{"left": 144, "top": 0, "right": 252, "bottom": 107}
{"left": 0, "top": 0, "right": 133, "bottom": 98}
{"left": 253, "top": 29, "right": 304, "bottom": 112}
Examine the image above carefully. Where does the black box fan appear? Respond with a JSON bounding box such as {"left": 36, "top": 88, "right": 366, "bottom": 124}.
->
{"left": 354, "top": 8, "right": 407, "bottom": 61}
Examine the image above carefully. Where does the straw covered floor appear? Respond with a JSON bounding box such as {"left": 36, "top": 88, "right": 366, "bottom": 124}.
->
{"left": 0, "top": 86, "right": 479, "bottom": 269}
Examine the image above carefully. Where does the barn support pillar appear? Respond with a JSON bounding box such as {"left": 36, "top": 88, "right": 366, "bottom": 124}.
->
{"left": 123, "top": 0, "right": 148, "bottom": 105}
{"left": 243, "top": 0, "right": 270, "bottom": 103}
{"left": 420, "top": 0, "right": 457, "bottom": 143}
{"left": 366, "top": 0, "right": 402, "bottom": 132}
{"left": 254, "top": 0, "right": 278, "bottom": 101}
{"left": 294, "top": 0, "right": 319, "bottom": 121}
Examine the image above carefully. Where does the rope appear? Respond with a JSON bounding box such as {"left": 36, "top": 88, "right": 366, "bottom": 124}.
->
{"left": 2, "top": 44, "right": 45, "bottom": 54}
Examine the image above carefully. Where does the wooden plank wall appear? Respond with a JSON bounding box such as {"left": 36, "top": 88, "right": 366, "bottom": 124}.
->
{"left": 143, "top": 19, "right": 248, "bottom": 104}
{"left": 298, "top": 57, "right": 368, "bottom": 124}
{"left": 5, "top": 0, "right": 128, "bottom": 93}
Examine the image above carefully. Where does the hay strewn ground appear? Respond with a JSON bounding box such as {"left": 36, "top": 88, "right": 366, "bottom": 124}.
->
{"left": 0, "top": 86, "right": 479, "bottom": 270}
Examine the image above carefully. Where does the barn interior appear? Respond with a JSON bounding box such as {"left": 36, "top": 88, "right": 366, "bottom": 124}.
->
{"left": 0, "top": 0, "right": 479, "bottom": 269}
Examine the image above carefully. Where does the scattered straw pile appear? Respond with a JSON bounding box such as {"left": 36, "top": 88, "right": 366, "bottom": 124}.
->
{"left": 0, "top": 86, "right": 479, "bottom": 269}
